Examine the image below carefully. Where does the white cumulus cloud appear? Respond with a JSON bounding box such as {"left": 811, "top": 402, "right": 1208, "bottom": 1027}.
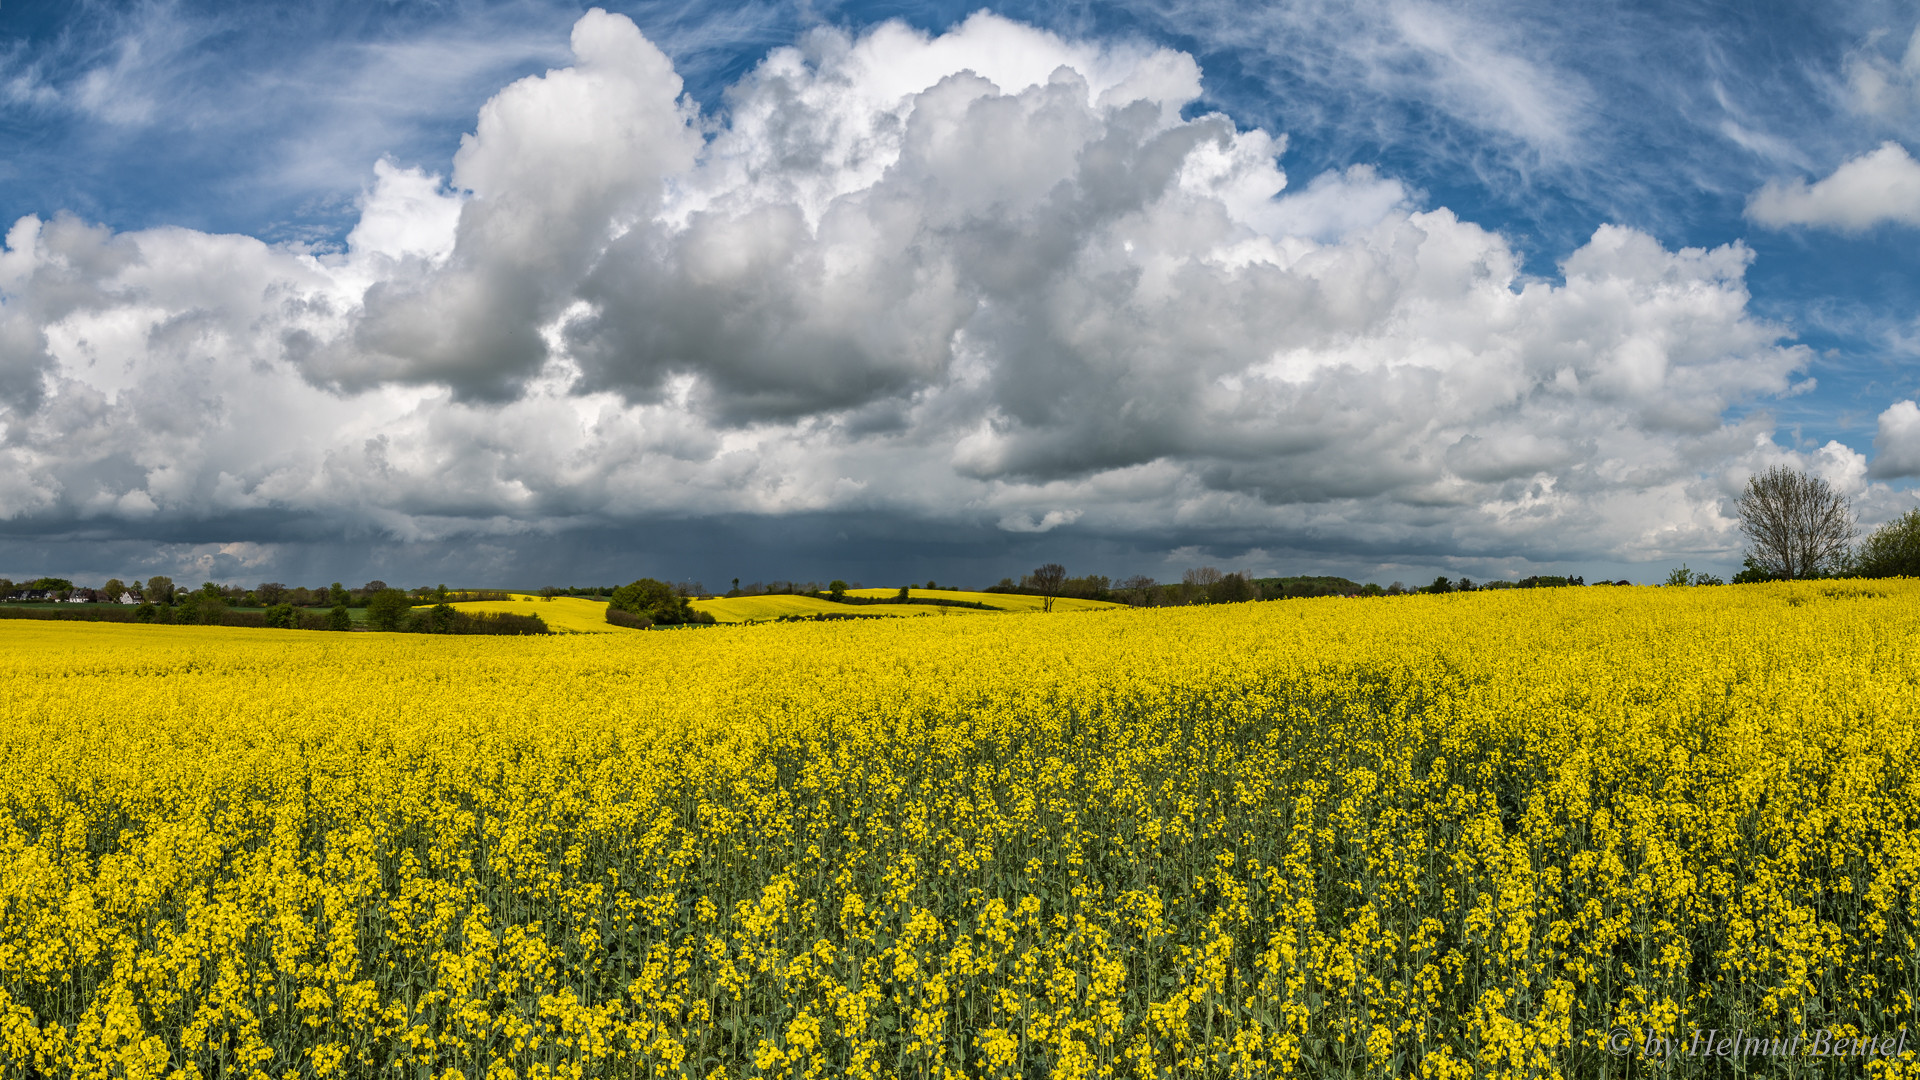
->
{"left": 1871, "top": 399, "right": 1920, "bottom": 479}
{"left": 1747, "top": 141, "right": 1920, "bottom": 230}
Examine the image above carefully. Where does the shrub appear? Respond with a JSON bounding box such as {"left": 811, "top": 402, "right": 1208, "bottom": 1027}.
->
{"left": 404, "top": 604, "right": 457, "bottom": 634}
{"left": 606, "top": 608, "right": 653, "bottom": 630}
{"left": 451, "top": 611, "right": 547, "bottom": 635}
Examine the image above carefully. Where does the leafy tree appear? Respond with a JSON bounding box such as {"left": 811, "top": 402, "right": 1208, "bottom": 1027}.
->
{"left": 1455, "top": 578, "right": 1475, "bottom": 592}
{"left": 1663, "top": 564, "right": 1695, "bottom": 587}
{"left": 144, "top": 576, "right": 175, "bottom": 604}
{"left": 329, "top": 583, "right": 350, "bottom": 607}
{"left": 1209, "top": 573, "right": 1254, "bottom": 604}
{"left": 327, "top": 604, "right": 353, "bottom": 631}
{"left": 828, "top": 580, "right": 849, "bottom": 602}
{"left": 193, "top": 596, "right": 229, "bottom": 625}
{"left": 1027, "top": 563, "right": 1068, "bottom": 612}
{"left": 365, "top": 589, "right": 411, "bottom": 632}
{"left": 102, "top": 579, "right": 128, "bottom": 601}
{"left": 1737, "top": 465, "right": 1856, "bottom": 579}
{"left": 263, "top": 604, "right": 297, "bottom": 629}
{"left": 133, "top": 602, "right": 157, "bottom": 623}
{"left": 1424, "top": 576, "right": 1454, "bottom": 594}
{"left": 1853, "top": 508, "right": 1920, "bottom": 579}
{"left": 611, "top": 578, "right": 694, "bottom": 625}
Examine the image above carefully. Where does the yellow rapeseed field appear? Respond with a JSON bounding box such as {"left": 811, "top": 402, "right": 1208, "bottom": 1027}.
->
{"left": 2, "top": 581, "right": 1917, "bottom": 1079}
{"left": 438, "top": 597, "right": 636, "bottom": 634}
{"left": 690, "top": 596, "right": 988, "bottom": 623}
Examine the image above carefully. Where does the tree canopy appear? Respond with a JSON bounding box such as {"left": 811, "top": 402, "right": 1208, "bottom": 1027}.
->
{"left": 610, "top": 578, "right": 700, "bottom": 626}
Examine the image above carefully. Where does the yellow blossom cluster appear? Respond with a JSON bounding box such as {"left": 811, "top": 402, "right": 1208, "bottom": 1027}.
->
{"left": 1, "top": 579, "right": 1917, "bottom": 1078}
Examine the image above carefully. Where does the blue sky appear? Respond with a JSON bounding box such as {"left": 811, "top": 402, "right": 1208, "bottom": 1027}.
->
{"left": 1, "top": 0, "right": 1917, "bottom": 589}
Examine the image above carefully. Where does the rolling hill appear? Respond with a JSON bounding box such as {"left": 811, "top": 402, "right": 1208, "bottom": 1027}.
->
{"left": 690, "top": 594, "right": 987, "bottom": 623}
{"left": 434, "top": 595, "right": 633, "bottom": 633}
{"left": 843, "top": 587, "right": 1124, "bottom": 613}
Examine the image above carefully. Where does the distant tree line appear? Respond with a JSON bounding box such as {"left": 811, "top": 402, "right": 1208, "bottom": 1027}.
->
{"left": 0, "top": 577, "right": 546, "bottom": 634}
{"left": 990, "top": 566, "right": 1387, "bottom": 607}
{"left": 723, "top": 580, "right": 839, "bottom": 598}
{"left": 1415, "top": 575, "right": 1603, "bottom": 594}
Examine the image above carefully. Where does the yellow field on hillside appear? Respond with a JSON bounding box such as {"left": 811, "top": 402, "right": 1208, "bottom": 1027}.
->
{"left": 845, "top": 586, "right": 1124, "bottom": 612}
{"left": 435, "top": 595, "right": 629, "bottom": 633}
{"left": 3, "top": 581, "right": 1918, "bottom": 1078}
{"left": 691, "top": 592, "right": 988, "bottom": 622}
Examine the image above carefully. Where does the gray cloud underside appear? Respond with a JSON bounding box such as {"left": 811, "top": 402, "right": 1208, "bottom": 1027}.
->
{"left": 2, "top": 9, "right": 1913, "bottom": 580}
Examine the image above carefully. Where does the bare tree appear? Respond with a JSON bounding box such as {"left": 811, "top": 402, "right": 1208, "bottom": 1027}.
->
{"left": 1737, "top": 465, "right": 1856, "bottom": 580}
{"left": 1025, "top": 563, "right": 1067, "bottom": 612}
{"left": 1179, "top": 566, "right": 1222, "bottom": 604}
{"left": 1117, "top": 574, "right": 1158, "bottom": 606}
